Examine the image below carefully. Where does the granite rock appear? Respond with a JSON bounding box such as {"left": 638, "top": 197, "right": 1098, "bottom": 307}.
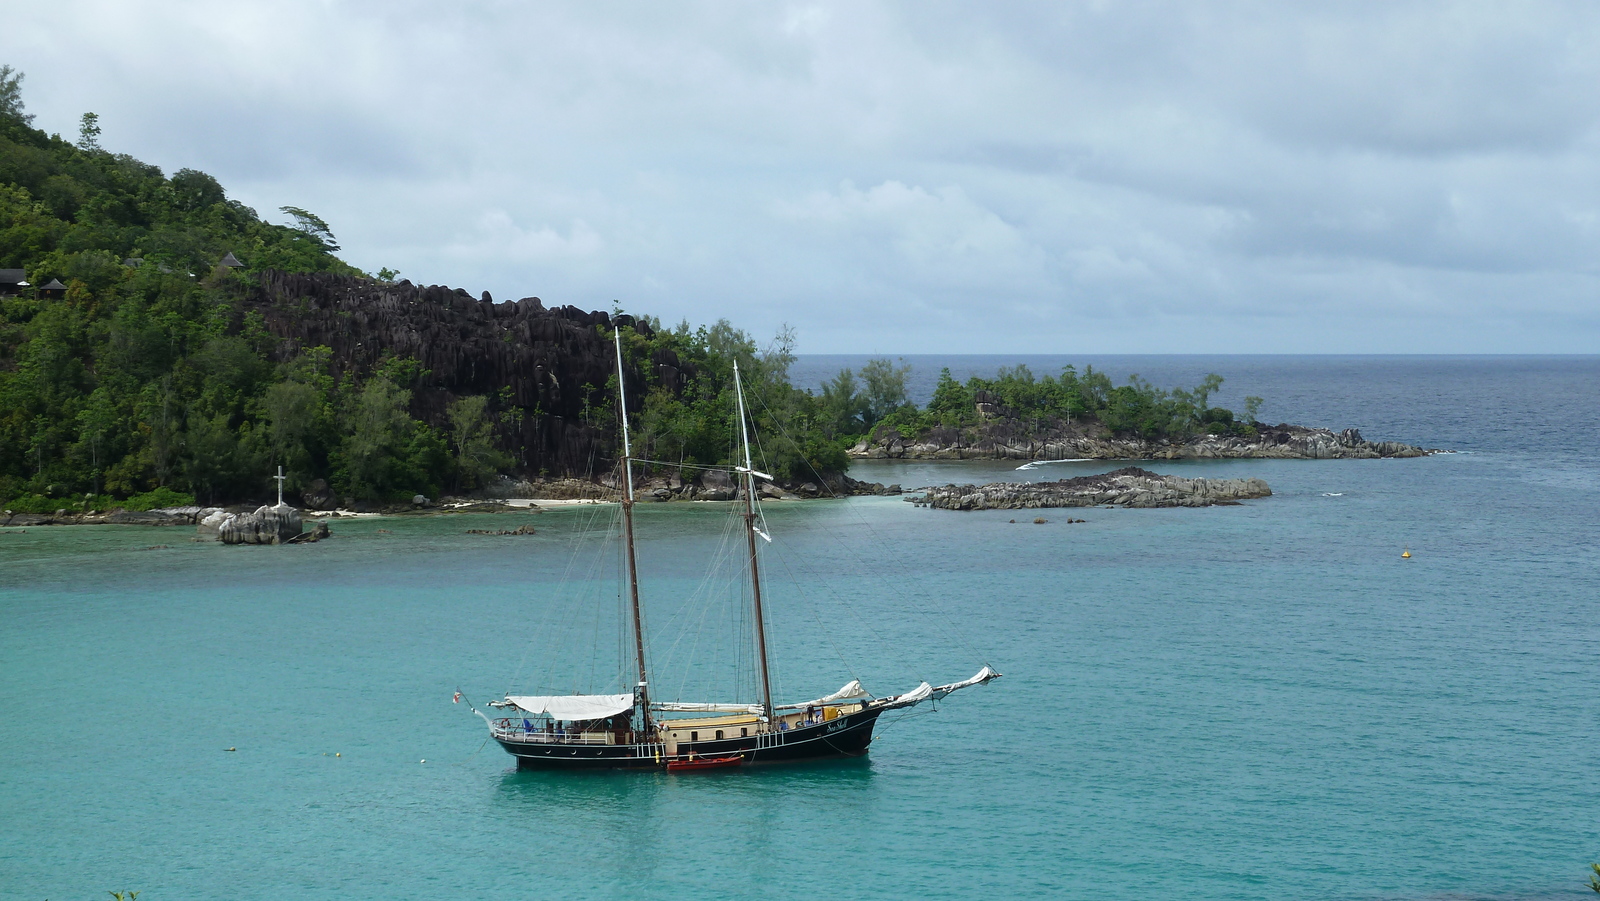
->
{"left": 909, "top": 466, "right": 1272, "bottom": 511}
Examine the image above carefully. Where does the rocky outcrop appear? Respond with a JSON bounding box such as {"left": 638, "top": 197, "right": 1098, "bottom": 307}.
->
{"left": 200, "top": 503, "right": 304, "bottom": 544}
{"left": 241, "top": 271, "right": 689, "bottom": 479}
{"left": 909, "top": 466, "right": 1272, "bottom": 511}
{"left": 285, "top": 522, "right": 332, "bottom": 543}
{"left": 855, "top": 422, "right": 1431, "bottom": 461}
{"left": 107, "top": 505, "right": 221, "bottom": 525}
{"left": 466, "top": 524, "right": 537, "bottom": 536}
{"left": 1, "top": 506, "right": 221, "bottom": 527}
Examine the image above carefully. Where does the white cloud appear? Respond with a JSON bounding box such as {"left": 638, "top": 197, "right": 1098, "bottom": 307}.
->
{"left": 445, "top": 213, "right": 603, "bottom": 265}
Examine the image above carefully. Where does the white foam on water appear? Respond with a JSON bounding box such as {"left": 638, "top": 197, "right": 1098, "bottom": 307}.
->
{"left": 1015, "top": 458, "right": 1093, "bottom": 471}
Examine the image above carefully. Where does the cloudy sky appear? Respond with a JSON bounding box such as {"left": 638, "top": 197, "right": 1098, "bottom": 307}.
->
{"left": 7, "top": 2, "right": 1599, "bottom": 353}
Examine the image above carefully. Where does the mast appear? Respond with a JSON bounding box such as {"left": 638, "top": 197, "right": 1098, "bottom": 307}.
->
{"left": 613, "top": 329, "right": 651, "bottom": 729}
{"left": 733, "top": 360, "right": 776, "bottom": 723}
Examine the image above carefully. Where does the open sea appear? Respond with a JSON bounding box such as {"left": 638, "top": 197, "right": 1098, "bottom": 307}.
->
{"left": 3, "top": 354, "right": 1599, "bottom": 901}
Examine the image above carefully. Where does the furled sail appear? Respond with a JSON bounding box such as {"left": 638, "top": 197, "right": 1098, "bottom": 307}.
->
{"left": 880, "top": 667, "right": 1002, "bottom": 711}
{"left": 651, "top": 702, "right": 765, "bottom": 714}
{"left": 506, "top": 694, "right": 635, "bottom": 720}
{"left": 881, "top": 681, "right": 933, "bottom": 710}
{"left": 932, "top": 665, "right": 1002, "bottom": 699}
{"left": 776, "top": 680, "right": 870, "bottom": 710}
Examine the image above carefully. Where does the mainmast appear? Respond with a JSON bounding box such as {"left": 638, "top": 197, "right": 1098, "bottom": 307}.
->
{"left": 732, "top": 360, "right": 776, "bottom": 723}
{"left": 613, "top": 329, "right": 651, "bottom": 729}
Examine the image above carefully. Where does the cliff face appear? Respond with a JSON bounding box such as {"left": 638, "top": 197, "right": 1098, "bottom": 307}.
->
{"left": 241, "top": 271, "right": 689, "bottom": 478}
{"left": 853, "top": 421, "right": 1430, "bottom": 461}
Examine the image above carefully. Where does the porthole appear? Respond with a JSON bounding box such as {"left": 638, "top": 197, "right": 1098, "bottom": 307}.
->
{"left": 715, "top": 730, "right": 724, "bottom": 740}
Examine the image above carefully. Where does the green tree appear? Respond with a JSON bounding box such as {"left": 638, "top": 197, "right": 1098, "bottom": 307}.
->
{"left": 818, "top": 367, "right": 865, "bottom": 438}
{"left": 859, "top": 357, "right": 910, "bottom": 427}
{"left": 180, "top": 411, "right": 248, "bottom": 505}
{"left": 332, "top": 376, "right": 444, "bottom": 500}
{"left": 137, "top": 376, "right": 181, "bottom": 488}
{"left": 0, "top": 65, "right": 31, "bottom": 125}
{"left": 927, "top": 367, "right": 974, "bottom": 426}
{"left": 261, "top": 379, "right": 327, "bottom": 486}
{"left": 74, "top": 387, "right": 117, "bottom": 496}
{"left": 171, "top": 169, "right": 225, "bottom": 212}
{"left": 1191, "top": 373, "right": 1224, "bottom": 413}
{"left": 279, "top": 205, "right": 340, "bottom": 252}
{"left": 339, "top": 377, "right": 410, "bottom": 497}
{"left": 447, "top": 394, "right": 511, "bottom": 491}
{"left": 77, "top": 112, "right": 101, "bottom": 152}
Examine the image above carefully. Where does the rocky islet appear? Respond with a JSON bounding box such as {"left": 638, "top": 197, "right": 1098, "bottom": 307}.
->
{"left": 909, "top": 466, "right": 1273, "bottom": 511}
{"left": 856, "top": 423, "right": 1432, "bottom": 461}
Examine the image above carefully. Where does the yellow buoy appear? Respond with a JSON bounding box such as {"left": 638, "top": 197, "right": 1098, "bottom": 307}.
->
{"left": 1401, "top": 548, "right": 1411, "bottom": 558}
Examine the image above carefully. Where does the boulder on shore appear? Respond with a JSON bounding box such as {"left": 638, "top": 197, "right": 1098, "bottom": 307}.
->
{"left": 909, "top": 466, "right": 1272, "bottom": 511}
{"left": 300, "top": 479, "right": 335, "bottom": 510}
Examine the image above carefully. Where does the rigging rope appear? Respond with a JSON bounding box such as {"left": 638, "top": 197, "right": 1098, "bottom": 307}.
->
{"left": 747, "top": 383, "right": 997, "bottom": 673}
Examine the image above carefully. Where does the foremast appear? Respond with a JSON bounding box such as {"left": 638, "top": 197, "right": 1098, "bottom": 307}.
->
{"left": 613, "top": 329, "right": 651, "bottom": 733}
{"left": 732, "top": 360, "right": 776, "bottom": 725}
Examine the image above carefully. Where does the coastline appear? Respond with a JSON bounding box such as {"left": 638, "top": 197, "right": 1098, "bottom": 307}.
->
{"left": 851, "top": 423, "right": 1437, "bottom": 461}
{"left": 0, "top": 419, "right": 1439, "bottom": 531}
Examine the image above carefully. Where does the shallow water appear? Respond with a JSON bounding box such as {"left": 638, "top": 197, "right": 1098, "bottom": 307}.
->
{"left": 3, "top": 356, "right": 1599, "bottom": 900}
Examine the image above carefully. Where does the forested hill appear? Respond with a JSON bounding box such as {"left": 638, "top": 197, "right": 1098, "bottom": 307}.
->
{"left": 0, "top": 69, "right": 847, "bottom": 512}
{"left": 0, "top": 73, "right": 628, "bottom": 510}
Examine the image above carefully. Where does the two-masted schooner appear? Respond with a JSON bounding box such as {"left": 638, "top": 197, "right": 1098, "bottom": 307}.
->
{"left": 472, "top": 331, "right": 999, "bottom": 769}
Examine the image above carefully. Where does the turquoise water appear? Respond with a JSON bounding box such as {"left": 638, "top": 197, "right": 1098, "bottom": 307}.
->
{"left": 4, "top": 356, "right": 1600, "bottom": 900}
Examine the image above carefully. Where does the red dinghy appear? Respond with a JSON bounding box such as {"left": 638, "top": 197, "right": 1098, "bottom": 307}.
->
{"left": 667, "top": 755, "right": 744, "bottom": 772}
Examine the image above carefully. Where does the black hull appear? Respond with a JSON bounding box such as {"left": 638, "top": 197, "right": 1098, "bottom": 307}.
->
{"left": 495, "top": 708, "right": 883, "bottom": 770}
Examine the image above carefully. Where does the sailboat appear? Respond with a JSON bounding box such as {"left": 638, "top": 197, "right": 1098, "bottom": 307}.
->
{"left": 472, "top": 331, "right": 1000, "bottom": 769}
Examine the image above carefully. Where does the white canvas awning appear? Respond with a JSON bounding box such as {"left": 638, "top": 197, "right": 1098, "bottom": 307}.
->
{"left": 505, "top": 694, "right": 635, "bottom": 720}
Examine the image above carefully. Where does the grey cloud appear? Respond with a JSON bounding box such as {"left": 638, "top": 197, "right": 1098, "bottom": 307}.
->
{"left": 6, "top": 0, "right": 1598, "bottom": 352}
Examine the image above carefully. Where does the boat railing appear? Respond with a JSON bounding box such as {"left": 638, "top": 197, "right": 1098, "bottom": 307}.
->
{"left": 491, "top": 719, "right": 622, "bottom": 745}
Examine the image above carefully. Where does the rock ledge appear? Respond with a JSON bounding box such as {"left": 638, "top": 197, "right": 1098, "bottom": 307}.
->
{"left": 909, "top": 467, "right": 1272, "bottom": 511}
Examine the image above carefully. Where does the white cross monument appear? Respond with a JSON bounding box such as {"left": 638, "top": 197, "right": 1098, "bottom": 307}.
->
{"left": 274, "top": 466, "right": 286, "bottom": 507}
